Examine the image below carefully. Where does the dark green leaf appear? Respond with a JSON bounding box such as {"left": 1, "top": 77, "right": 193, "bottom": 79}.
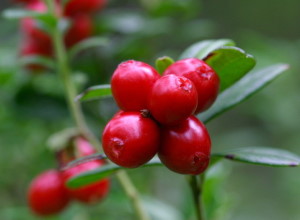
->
{"left": 204, "top": 46, "right": 256, "bottom": 91}
{"left": 19, "top": 55, "right": 55, "bottom": 69}
{"left": 68, "top": 37, "right": 109, "bottom": 59}
{"left": 179, "top": 39, "right": 235, "bottom": 60}
{"left": 67, "top": 157, "right": 162, "bottom": 188}
{"left": 155, "top": 56, "right": 175, "bottom": 74}
{"left": 212, "top": 147, "right": 300, "bottom": 167}
{"left": 76, "top": 84, "right": 112, "bottom": 102}
{"left": 199, "top": 64, "right": 289, "bottom": 123}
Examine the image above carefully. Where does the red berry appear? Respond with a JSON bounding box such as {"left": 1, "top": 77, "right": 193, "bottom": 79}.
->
{"left": 163, "top": 58, "right": 220, "bottom": 114}
{"left": 148, "top": 75, "right": 198, "bottom": 126}
{"left": 64, "top": 15, "right": 93, "bottom": 48}
{"left": 111, "top": 60, "right": 160, "bottom": 111}
{"left": 64, "top": 0, "right": 107, "bottom": 17}
{"left": 102, "top": 111, "right": 160, "bottom": 168}
{"left": 28, "top": 170, "right": 70, "bottom": 216}
{"left": 20, "top": 38, "right": 53, "bottom": 71}
{"left": 158, "top": 116, "right": 211, "bottom": 175}
{"left": 62, "top": 160, "right": 110, "bottom": 204}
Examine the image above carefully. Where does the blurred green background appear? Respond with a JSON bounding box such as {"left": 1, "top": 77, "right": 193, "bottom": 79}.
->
{"left": 1, "top": 0, "right": 300, "bottom": 219}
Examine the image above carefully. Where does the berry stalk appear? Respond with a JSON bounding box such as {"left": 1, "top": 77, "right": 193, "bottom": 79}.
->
{"left": 189, "top": 175, "right": 206, "bottom": 220}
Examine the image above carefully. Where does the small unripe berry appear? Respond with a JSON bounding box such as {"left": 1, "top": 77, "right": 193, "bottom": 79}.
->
{"left": 63, "top": 160, "right": 110, "bottom": 204}
{"left": 158, "top": 116, "right": 211, "bottom": 175}
{"left": 27, "top": 170, "right": 70, "bottom": 216}
{"left": 163, "top": 58, "right": 219, "bottom": 114}
{"left": 102, "top": 111, "right": 160, "bottom": 168}
{"left": 148, "top": 74, "right": 198, "bottom": 126}
{"left": 111, "top": 60, "right": 160, "bottom": 111}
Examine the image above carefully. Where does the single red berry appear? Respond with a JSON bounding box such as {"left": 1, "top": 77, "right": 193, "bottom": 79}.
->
{"left": 62, "top": 160, "right": 110, "bottom": 204}
{"left": 20, "top": 38, "right": 53, "bottom": 71}
{"left": 148, "top": 74, "right": 198, "bottom": 126}
{"left": 63, "top": 0, "right": 107, "bottom": 17}
{"left": 111, "top": 60, "right": 160, "bottom": 111}
{"left": 158, "top": 116, "right": 211, "bottom": 175}
{"left": 20, "top": 0, "right": 61, "bottom": 45}
{"left": 64, "top": 15, "right": 93, "bottom": 48}
{"left": 28, "top": 170, "right": 70, "bottom": 216}
{"left": 163, "top": 58, "right": 220, "bottom": 114}
{"left": 102, "top": 111, "right": 160, "bottom": 168}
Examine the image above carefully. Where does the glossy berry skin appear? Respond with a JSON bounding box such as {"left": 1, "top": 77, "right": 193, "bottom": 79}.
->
{"left": 111, "top": 60, "right": 160, "bottom": 111}
{"left": 163, "top": 58, "right": 220, "bottom": 114}
{"left": 149, "top": 75, "right": 198, "bottom": 126}
{"left": 28, "top": 170, "right": 70, "bottom": 216}
{"left": 64, "top": 15, "right": 93, "bottom": 48}
{"left": 102, "top": 111, "right": 160, "bottom": 168}
{"left": 64, "top": 0, "right": 107, "bottom": 17}
{"left": 63, "top": 160, "right": 110, "bottom": 204}
{"left": 158, "top": 116, "right": 211, "bottom": 175}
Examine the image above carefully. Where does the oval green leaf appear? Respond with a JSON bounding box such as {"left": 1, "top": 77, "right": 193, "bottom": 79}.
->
{"left": 68, "top": 37, "right": 109, "bottom": 59}
{"left": 155, "top": 56, "right": 175, "bottom": 74}
{"left": 76, "top": 84, "right": 112, "bottom": 102}
{"left": 179, "top": 39, "right": 235, "bottom": 60}
{"left": 67, "top": 157, "right": 162, "bottom": 188}
{"left": 198, "top": 63, "right": 289, "bottom": 123}
{"left": 212, "top": 147, "right": 300, "bottom": 167}
{"left": 19, "top": 55, "right": 55, "bottom": 69}
{"left": 204, "top": 46, "right": 256, "bottom": 91}
{"left": 2, "top": 9, "right": 56, "bottom": 26}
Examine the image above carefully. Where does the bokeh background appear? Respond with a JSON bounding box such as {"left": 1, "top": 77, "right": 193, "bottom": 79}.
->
{"left": 1, "top": 0, "right": 300, "bottom": 219}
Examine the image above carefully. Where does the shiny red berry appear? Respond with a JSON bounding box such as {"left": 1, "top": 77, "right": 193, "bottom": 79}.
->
{"left": 27, "top": 170, "right": 70, "bottom": 216}
{"left": 64, "top": 15, "right": 93, "bottom": 48}
{"left": 148, "top": 74, "right": 198, "bottom": 126}
{"left": 102, "top": 111, "right": 160, "bottom": 168}
{"left": 63, "top": 160, "right": 110, "bottom": 204}
{"left": 111, "top": 60, "right": 160, "bottom": 111}
{"left": 158, "top": 116, "right": 211, "bottom": 175}
{"left": 163, "top": 58, "right": 219, "bottom": 114}
{"left": 63, "top": 0, "right": 107, "bottom": 17}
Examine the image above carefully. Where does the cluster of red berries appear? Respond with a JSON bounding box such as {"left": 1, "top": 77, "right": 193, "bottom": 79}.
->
{"left": 15, "top": 0, "right": 106, "bottom": 71}
{"left": 27, "top": 136, "right": 110, "bottom": 216}
{"left": 102, "top": 58, "right": 220, "bottom": 175}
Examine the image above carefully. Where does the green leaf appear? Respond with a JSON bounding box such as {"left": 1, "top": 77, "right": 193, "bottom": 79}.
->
{"left": 67, "top": 157, "right": 162, "bottom": 188}
{"left": 199, "top": 63, "right": 289, "bottom": 123}
{"left": 19, "top": 55, "right": 55, "bottom": 69}
{"left": 2, "top": 9, "right": 56, "bottom": 25}
{"left": 76, "top": 84, "right": 112, "bottom": 102}
{"left": 68, "top": 37, "right": 109, "bottom": 59}
{"left": 47, "top": 128, "right": 80, "bottom": 151}
{"left": 179, "top": 39, "right": 235, "bottom": 60}
{"left": 212, "top": 147, "right": 300, "bottom": 167}
{"left": 155, "top": 56, "right": 175, "bottom": 74}
{"left": 204, "top": 46, "right": 256, "bottom": 91}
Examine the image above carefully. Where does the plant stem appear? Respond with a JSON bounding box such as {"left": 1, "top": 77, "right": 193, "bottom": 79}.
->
{"left": 46, "top": 0, "right": 100, "bottom": 150}
{"left": 189, "top": 175, "right": 205, "bottom": 220}
{"left": 116, "top": 170, "right": 151, "bottom": 220}
{"left": 46, "top": 2, "right": 150, "bottom": 220}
